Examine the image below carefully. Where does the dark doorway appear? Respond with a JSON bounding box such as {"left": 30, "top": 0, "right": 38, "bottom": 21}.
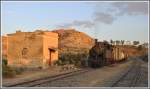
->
{"left": 48, "top": 48, "right": 55, "bottom": 66}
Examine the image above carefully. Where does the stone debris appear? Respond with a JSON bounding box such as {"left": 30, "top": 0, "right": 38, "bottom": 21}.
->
{"left": 60, "top": 64, "right": 78, "bottom": 71}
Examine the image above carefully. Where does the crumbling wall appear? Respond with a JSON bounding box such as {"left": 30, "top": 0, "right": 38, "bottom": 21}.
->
{"left": 2, "top": 36, "right": 8, "bottom": 59}
{"left": 7, "top": 32, "right": 43, "bottom": 68}
{"left": 43, "top": 32, "right": 58, "bottom": 68}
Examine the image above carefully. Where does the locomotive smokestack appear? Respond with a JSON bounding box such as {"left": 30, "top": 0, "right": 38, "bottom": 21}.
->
{"left": 95, "top": 39, "right": 98, "bottom": 45}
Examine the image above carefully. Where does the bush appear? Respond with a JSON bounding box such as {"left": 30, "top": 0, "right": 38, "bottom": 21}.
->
{"left": 2, "top": 59, "right": 23, "bottom": 78}
{"left": 56, "top": 52, "right": 89, "bottom": 67}
{"left": 142, "top": 55, "right": 148, "bottom": 62}
{"left": 2, "top": 65, "right": 16, "bottom": 78}
{"left": 14, "top": 67, "right": 24, "bottom": 74}
{"left": 2, "top": 59, "right": 7, "bottom": 66}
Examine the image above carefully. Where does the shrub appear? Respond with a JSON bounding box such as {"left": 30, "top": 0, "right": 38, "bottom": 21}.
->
{"left": 2, "top": 59, "right": 7, "bottom": 66}
{"left": 56, "top": 52, "right": 89, "bottom": 67}
{"left": 14, "top": 67, "right": 24, "bottom": 74}
{"left": 2, "top": 65, "right": 16, "bottom": 78}
{"left": 2, "top": 59, "right": 23, "bottom": 78}
{"left": 142, "top": 55, "right": 148, "bottom": 62}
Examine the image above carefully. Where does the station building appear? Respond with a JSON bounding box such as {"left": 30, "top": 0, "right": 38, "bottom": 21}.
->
{"left": 4, "top": 30, "right": 58, "bottom": 69}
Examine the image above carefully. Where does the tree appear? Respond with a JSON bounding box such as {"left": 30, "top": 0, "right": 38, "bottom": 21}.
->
{"left": 121, "top": 40, "right": 125, "bottom": 45}
{"left": 110, "top": 39, "right": 113, "bottom": 45}
{"left": 133, "top": 41, "right": 140, "bottom": 46}
{"left": 116, "top": 40, "right": 120, "bottom": 45}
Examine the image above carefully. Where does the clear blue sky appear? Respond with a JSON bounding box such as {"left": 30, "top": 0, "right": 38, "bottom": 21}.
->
{"left": 1, "top": 1, "right": 149, "bottom": 43}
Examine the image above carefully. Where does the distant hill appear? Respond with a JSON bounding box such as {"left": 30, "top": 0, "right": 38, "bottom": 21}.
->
{"left": 52, "top": 29, "right": 95, "bottom": 54}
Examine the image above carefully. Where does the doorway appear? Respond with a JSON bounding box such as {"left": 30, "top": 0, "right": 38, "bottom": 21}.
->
{"left": 48, "top": 48, "right": 55, "bottom": 66}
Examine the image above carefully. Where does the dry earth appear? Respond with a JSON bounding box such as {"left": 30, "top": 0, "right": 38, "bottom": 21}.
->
{"left": 35, "top": 58, "right": 148, "bottom": 87}
{"left": 3, "top": 58, "right": 148, "bottom": 87}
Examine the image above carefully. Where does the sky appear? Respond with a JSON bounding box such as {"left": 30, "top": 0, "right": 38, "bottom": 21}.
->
{"left": 1, "top": 1, "right": 149, "bottom": 43}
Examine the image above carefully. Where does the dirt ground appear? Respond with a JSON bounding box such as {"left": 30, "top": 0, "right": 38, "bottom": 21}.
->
{"left": 2, "top": 58, "right": 148, "bottom": 87}
{"left": 2, "top": 66, "right": 79, "bottom": 87}
{"left": 35, "top": 59, "right": 148, "bottom": 87}
{"left": 35, "top": 59, "right": 134, "bottom": 87}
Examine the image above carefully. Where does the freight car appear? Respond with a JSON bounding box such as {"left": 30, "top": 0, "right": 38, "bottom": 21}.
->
{"left": 113, "top": 47, "right": 128, "bottom": 62}
{"left": 88, "top": 40, "right": 127, "bottom": 68}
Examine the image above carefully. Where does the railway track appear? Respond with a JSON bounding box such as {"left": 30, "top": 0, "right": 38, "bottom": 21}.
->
{"left": 5, "top": 69, "right": 91, "bottom": 87}
{"left": 129, "top": 62, "right": 141, "bottom": 87}
{"left": 111, "top": 58, "right": 142, "bottom": 87}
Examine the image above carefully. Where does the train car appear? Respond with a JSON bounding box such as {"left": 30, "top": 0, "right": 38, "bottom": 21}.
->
{"left": 113, "top": 47, "right": 128, "bottom": 62}
{"left": 104, "top": 44, "right": 114, "bottom": 65}
{"left": 88, "top": 40, "right": 128, "bottom": 68}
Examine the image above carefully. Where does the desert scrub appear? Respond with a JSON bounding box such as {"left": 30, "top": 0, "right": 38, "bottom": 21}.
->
{"left": 2, "top": 59, "right": 24, "bottom": 78}
{"left": 55, "top": 52, "right": 89, "bottom": 67}
{"left": 141, "top": 54, "right": 148, "bottom": 62}
{"left": 2, "top": 59, "right": 16, "bottom": 78}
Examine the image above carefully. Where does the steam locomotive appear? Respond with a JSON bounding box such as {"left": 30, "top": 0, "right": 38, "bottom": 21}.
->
{"left": 88, "top": 40, "right": 128, "bottom": 68}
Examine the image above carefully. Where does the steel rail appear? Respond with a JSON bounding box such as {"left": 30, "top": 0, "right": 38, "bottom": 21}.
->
{"left": 5, "top": 69, "right": 91, "bottom": 87}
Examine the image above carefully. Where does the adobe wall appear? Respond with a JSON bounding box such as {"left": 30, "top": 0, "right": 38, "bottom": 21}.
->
{"left": 7, "top": 32, "right": 43, "bottom": 68}
{"left": 2, "top": 36, "right": 8, "bottom": 59}
{"left": 43, "top": 32, "right": 58, "bottom": 68}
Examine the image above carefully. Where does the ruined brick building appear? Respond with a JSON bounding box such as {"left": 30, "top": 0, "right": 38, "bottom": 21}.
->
{"left": 3, "top": 30, "right": 58, "bottom": 69}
